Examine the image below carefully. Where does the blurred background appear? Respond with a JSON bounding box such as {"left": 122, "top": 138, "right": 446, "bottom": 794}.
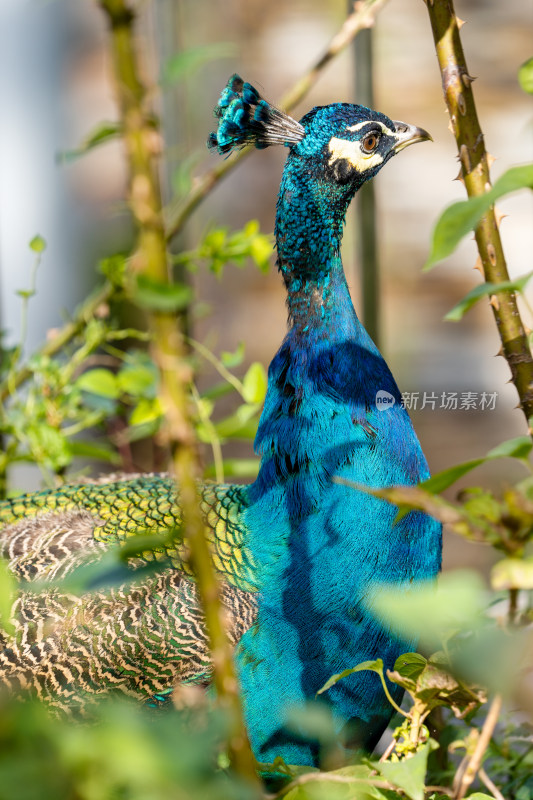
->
{"left": 0, "top": 0, "right": 532, "bottom": 570}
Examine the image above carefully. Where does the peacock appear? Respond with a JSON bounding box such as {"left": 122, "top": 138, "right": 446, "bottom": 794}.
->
{"left": 0, "top": 75, "right": 441, "bottom": 767}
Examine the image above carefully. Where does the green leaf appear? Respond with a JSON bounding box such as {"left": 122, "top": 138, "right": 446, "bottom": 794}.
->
{"left": 161, "top": 43, "right": 236, "bottom": 85}
{"left": 0, "top": 558, "right": 15, "bottom": 636}
{"left": 421, "top": 435, "right": 533, "bottom": 494}
{"left": 421, "top": 459, "right": 485, "bottom": 494}
{"left": 214, "top": 403, "right": 261, "bottom": 439}
{"left": 117, "top": 364, "right": 157, "bottom": 398}
{"left": 130, "top": 397, "right": 163, "bottom": 427}
{"left": 76, "top": 369, "right": 120, "bottom": 399}
{"left": 317, "top": 659, "right": 385, "bottom": 696}
{"left": 221, "top": 342, "right": 245, "bottom": 368}
{"left": 283, "top": 763, "right": 391, "bottom": 800}
{"left": 518, "top": 57, "right": 533, "bottom": 94}
{"left": 133, "top": 275, "right": 193, "bottom": 312}
{"left": 29, "top": 234, "right": 46, "bottom": 253}
{"left": 242, "top": 362, "right": 267, "bottom": 404}
{"left": 69, "top": 441, "right": 120, "bottom": 465}
{"left": 444, "top": 273, "right": 533, "bottom": 321}
{"left": 58, "top": 121, "right": 121, "bottom": 162}
{"left": 250, "top": 234, "right": 273, "bottom": 272}
{"left": 468, "top": 795, "right": 498, "bottom": 800}
{"left": 491, "top": 557, "right": 533, "bottom": 590}
{"left": 487, "top": 435, "right": 533, "bottom": 460}
{"left": 375, "top": 740, "right": 439, "bottom": 800}
{"left": 27, "top": 424, "right": 72, "bottom": 471}
{"left": 204, "top": 458, "right": 260, "bottom": 479}
{"left": 372, "top": 571, "right": 486, "bottom": 649}
{"left": 98, "top": 254, "right": 126, "bottom": 286}
{"left": 425, "top": 164, "right": 533, "bottom": 269}
{"left": 393, "top": 653, "right": 427, "bottom": 684}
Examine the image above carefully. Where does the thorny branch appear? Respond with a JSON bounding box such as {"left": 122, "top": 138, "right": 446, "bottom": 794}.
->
{"left": 97, "top": 0, "right": 260, "bottom": 788}
{"left": 424, "top": 0, "right": 533, "bottom": 427}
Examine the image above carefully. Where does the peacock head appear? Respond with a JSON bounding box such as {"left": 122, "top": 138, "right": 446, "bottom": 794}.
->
{"left": 208, "top": 74, "right": 431, "bottom": 197}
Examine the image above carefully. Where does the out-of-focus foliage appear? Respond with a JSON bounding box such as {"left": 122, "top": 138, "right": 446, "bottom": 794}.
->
{"left": 0, "top": 220, "right": 272, "bottom": 492}
{"left": 0, "top": 690, "right": 256, "bottom": 800}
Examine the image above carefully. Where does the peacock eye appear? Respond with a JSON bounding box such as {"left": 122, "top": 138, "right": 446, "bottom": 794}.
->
{"left": 361, "top": 132, "right": 380, "bottom": 154}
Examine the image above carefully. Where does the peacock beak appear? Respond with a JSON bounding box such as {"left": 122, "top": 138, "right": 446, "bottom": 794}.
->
{"left": 391, "top": 121, "right": 433, "bottom": 152}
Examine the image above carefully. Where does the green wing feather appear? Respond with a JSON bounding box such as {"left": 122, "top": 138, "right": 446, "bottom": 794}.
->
{"left": 0, "top": 474, "right": 258, "bottom": 707}
{"left": 0, "top": 474, "right": 257, "bottom": 592}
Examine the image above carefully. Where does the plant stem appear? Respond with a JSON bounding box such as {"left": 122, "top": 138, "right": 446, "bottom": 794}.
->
{"left": 454, "top": 693, "right": 502, "bottom": 800}
{"left": 354, "top": 24, "right": 380, "bottom": 347}
{"left": 424, "top": 0, "right": 533, "bottom": 427}
{"left": 97, "top": 0, "right": 260, "bottom": 787}
{"left": 0, "top": 282, "right": 115, "bottom": 405}
{"left": 165, "top": 0, "right": 390, "bottom": 243}
{"left": 509, "top": 587, "right": 519, "bottom": 626}
{"left": 479, "top": 767, "right": 506, "bottom": 800}
{"left": 0, "top": 0, "right": 389, "bottom": 406}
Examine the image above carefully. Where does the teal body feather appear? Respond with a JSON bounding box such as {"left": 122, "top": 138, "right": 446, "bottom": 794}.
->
{"left": 0, "top": 76, "right": 441, "bottom": 767}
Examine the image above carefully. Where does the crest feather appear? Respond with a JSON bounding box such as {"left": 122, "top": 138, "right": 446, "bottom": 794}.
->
{"left": 208, "top": 74, "right": 305, "bottom": 155}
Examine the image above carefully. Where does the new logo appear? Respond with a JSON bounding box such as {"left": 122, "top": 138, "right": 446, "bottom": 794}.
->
{"left": 376, "top": 390, "right": 396, "bottom": 411}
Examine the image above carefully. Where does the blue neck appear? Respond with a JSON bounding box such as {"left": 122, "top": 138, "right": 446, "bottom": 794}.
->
{"left": 250, "top": 157, "right": 407, "bottom": 505}
{"left": 275, "top": 154, "right": 356, "bottom": 328}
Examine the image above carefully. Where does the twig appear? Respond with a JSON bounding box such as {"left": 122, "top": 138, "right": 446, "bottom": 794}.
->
{"left": 454, "top": 694, "right": 502, "bottom": 800}
{"left": 508, "top": 587, "right": 519, "bottom": 626}
{"left": 0, "top": 0, "right": 389, "bottom": 405}
{"left": 379, "top": 737, "right": 397, "bottom": 761}
{"left": 424, "top": 0, "right": 533, "bottom": 427}
{"left": 187, "top": 336, "right": 246, "bottom": 397}
{"left": 0, "top": 281, "right": 115, "bottom": 404}
{"left": 479, "top": 767, "right": 507, "bottom": 800}
{"left": 426, "top": 787, "right": 455, "bottom": 798}
{"left": 97, "top": 0, "right": 260, "bottom": 788}
{"left": 164, "top": 0, "right": 390, "bottom": 242}
{"left": 191, "top": 383, "right": 224, "bottom": 484}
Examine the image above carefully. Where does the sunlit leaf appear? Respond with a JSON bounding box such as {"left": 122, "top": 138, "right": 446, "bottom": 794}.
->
{"left": 491, "top": 557, "right": 533, "bottom": 590}
{"left": 130, "top": 397, "right": 163, "bottom": 427}
{"left": 375, "top": 740, "right": 439, "bottom": 800}
{"left": 371, "top": 571, "right": 486, "bottom": 648}
{"left": 69, "top": 440, "right": 120, "bottom": 465}
{"left": 133, "top": 275, "right": 193, "bottom": 312}
{"left": 58, "top": 121, "right": 121, "bottom": 162}
{"left": 204, "top": 458, "right": 259, "bottom": 479}
{"left": 214, "top": 403, "right": 261, "bottom": 438}
{"left": 421, "top": 459, "right": 485, "bottom": 494}
{"left": 421, "top": 436, "right": 533, "bottom": 494}
{"left": 29, "top": 234, "right": 46, "bottom": 253}
{"left": 317, "top": 659, "right": 385, "bottom": 696}
{"left": 487, "top": 436, "right": 533, "bottom": 461}
{"left": 242, "top": 362, "right": 267, "bottom": 404}
{"left": 425, "top": 164, "right": 533, "bottom": 270}
{"left": 221, "top": 342, "right": 245, "bottom": 368}
{"left": 518, "top": 57, "right": 533, "bottom": 94}
{"left": 117, "top": 364, "right": 157, "bottom": 398}
{"left": 0, "top": 559, "right": 15, "bottom": 636}
{"left": 444, "top": 273, "right": 533, "bottom": 321}
{"left": 393, "top": 653, "right": 427, "bottom": 685}
{"left": 76, "top": 369, "right": 120, "bottom": 399}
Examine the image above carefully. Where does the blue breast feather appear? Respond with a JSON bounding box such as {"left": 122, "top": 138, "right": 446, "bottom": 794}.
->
{"left": 237, "top": 267, "right": 441, "bottom": 763}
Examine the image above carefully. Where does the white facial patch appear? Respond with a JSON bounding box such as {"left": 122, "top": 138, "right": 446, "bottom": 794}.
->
{"left": 346, "top": 120, "right": 389, "bottom": 134}
{"left": 327, "top": 137, "right": 384, "bottom": 172}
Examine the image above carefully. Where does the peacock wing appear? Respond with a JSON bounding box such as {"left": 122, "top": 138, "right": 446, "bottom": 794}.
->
{"left": 0, "top": 474, "right": 258, "bottom": 592}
